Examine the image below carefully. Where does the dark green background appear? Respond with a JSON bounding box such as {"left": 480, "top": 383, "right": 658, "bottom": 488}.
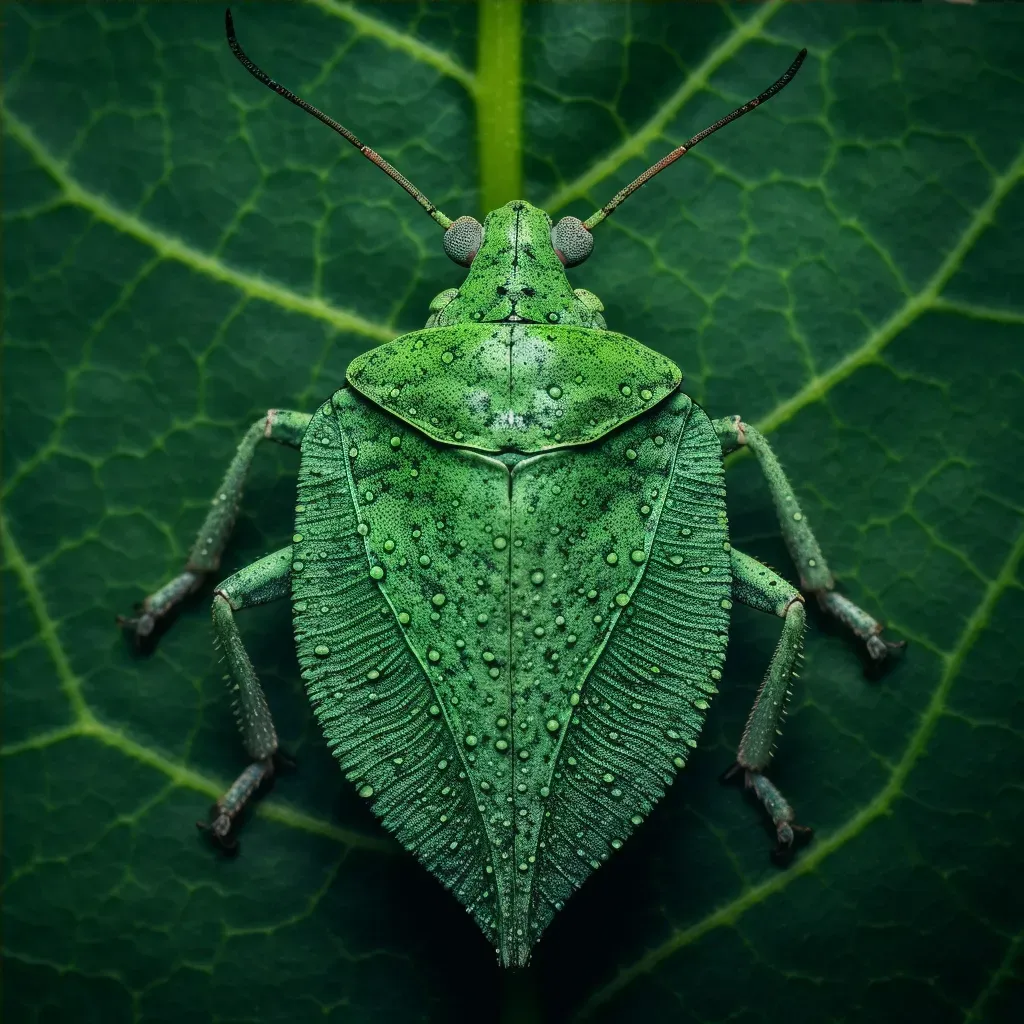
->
{"left": 4, "top": 2, "right": 1023, "bottom": 1022}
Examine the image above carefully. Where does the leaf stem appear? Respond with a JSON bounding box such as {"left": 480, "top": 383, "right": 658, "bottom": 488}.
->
{"left": 476, "top": 0, "right": 524, "bottom": 212}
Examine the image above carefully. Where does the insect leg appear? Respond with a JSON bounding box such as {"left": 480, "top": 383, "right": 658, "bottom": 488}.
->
{"left": 199, "top": 545, "right": 292, "bottom": 852}
{"left": 118, "top": 409, "right": 310, "bottom": 644}
{"left": 712, "top": 415, "right": 903, "bottom": 661}
{"left": 723, "top": 547, "right": 813, "bottom": 862}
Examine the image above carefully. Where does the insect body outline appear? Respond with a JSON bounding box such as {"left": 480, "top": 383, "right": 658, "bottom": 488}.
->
{"left": 120, "top": 10, "right": 902, "bottom": 967}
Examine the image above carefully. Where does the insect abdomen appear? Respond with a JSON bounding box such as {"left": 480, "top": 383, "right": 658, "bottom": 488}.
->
{"left": 292, "top": 388, "right": 729, "bottom": 966}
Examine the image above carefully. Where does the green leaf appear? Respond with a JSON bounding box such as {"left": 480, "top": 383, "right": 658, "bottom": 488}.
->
{"left": 4, "top": 2, "right": 1022, "bottom": 1022}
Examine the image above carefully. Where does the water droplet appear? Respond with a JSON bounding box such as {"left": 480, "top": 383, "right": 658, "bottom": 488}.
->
{"left": 548, "top": 386, "right": 562, "bottom": 399}
{"left": 465, "top": 734, "right": 478, "bottom": 748}
{"left": 534, "top": 626, "right": 545, "bottom": 637}
{"left": 294, "top": 600, "right": 307, "bottom": 612}
{"left": 292, "top": 561, "right": 305, "bottom": 572}
{"left": 495, "top": 739, "right": 509, "bottom": 752}
{"left": 620, "top": 385, "right": 632, "bottom": 397}
{"left": 614, "top": 592, "right": 630, "bottom": 607}
{"left": 432, "top": 593, "right": 446, "bottom": 607}
{"left": 710, "top": 668, "right": 722, "bottom": 681}
{"left": 483, "top": 650, "right": 495, "bottom": 663}
{"left": 625, "top": 448, "right": 637, "bottom": 461}
{"left": 570, "top": 693, "right": 579, "bottom": 706}
{"left": 546, "top": 718, "right": 560, "bottom": 733}
{"left": 605, "top": 552, "right": 618, "bottom": 565}
{"left": 428, "top": 649, "right": 441, "bottom": 662}
{"left": 314, "top": 645, "right": 330, "bottom": 657}
{"left": 547, "top": 312, "right": 560, "bottom": 323}
{"left": 358, "top": 784, "right": 374, "bottom": 798}
{"left": 364, "top": 491, "right": 375, "bottom": 502}
{"left": 694, "top": 699, "right": 709, "bottom": 710}
{"left": 480, "top": 780, "right": 491, "bottom": 792}
{"left": 477, "top": 612, "right": 490, "bottom": 625}
{"left": 721, "top": 598, "right": 733, "bottom": 610}
{"left": 673, "top": 756, "right": 686, "bottom": 768}
{"left": 357, "top": 523, "right": 369, "bottom": 537}
{"left": 496, "top": 716, "right": 508, "bottom": 728}
{"left": 611, "top": 838, "right": 623, "bottom": 850}
{"left": 437, "top": 759, "right": 449, "bottom": 770}
{"left": 630, "top": 549, "right": 645, "bottom": 564}
{"left": 383, "top": 539, "right": 396, "bottom": 553}
{"left": 389, "top": 435, "right": 402, "bottom": 448}
{"left": 292, "top": 533, "right": 304, "bottom": 543}
{"left": 666, "top": 729, "right": 680, "bottom": 740}
{"left": 669, "top": 555, "right": 684, "bottom": 566}
{"left": 793, "top": 511, "right": 803, "bottom": 521}
{"left": 602, "top": 773, "right": 615, "bottom": 784}
{"left": 531, "top": 570, "right": 545, "bottom": 586}
{"left": 441, "top": 351, "right": 454, "bottom": 364}
{"left": 370, "top": 565, "right": 385, "bottom": 580}
{"left": 493, "top": 536, "right": 508, "bottom": 550}
{"left": 641, "top": 388, "right": 653, "bottom": 401}
{"left": 398, "top": 611, "right": 411, "bottom": 624}
{"left": 418, "top": 554, "right": 432, "bottom": 567}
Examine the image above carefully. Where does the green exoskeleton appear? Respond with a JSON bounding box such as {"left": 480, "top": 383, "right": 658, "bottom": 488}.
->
{"left": 120, "top": 11, "right": 903, "bottom": 968}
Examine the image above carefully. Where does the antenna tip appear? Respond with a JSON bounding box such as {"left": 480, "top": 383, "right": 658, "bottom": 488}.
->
{"left": 225, "top": 9, "right": 234, "bottom": 33}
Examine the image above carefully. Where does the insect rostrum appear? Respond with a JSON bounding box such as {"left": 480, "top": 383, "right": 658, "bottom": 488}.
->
{"left": 120, "top": 10, "right": 902, "bottom": 968}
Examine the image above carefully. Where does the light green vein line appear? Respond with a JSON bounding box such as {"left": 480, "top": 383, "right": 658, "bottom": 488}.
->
{"left": 754, "top": 146, "right": 1024, "bottom": 437}
{"left": 0, "top": 511, "right": 393, "bottom": 854}
{"left": 3, "top": 110, "right": 397, "bottom": 344}
{"left": 476, "top": 0, "right": 523, "bottom": 212}
{"left": 964, "top": 930, "right": 1023, "bottom": 1023}
{"left": 930, "top": 296, "right": 1024, "bottom": 326}
{"left": 308, "top": 0, "right": 476, "bottom": 94}
{"left": 79, "top": 717, "right": 394, "bottom": 851}
{"left": 1, "top": 513, "right": 90, "bottom": 722}
{"left": 540, "top": 0, "right": 784, "bottom": 214}
{"left": 576, "top": 527, "right": 1024, "bottom": 1020}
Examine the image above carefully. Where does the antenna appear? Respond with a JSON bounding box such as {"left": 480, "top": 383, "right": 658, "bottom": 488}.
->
{"left": 584, "top": 49, "right": 807, "bottom": 230}
{"left": 225, "top": 8, "right": 452, "bottom": 229}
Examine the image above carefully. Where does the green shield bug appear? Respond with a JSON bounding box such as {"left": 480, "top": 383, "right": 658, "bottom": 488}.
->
{"left": 120, "top": 10, "right": 904, "bottom": 968}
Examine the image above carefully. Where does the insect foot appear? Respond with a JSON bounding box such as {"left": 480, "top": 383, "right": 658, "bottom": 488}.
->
{"left": 196, "top": 757, "right": 276, "bottom": 855}
{"left": 117, "top": 570, "right": 205, "bottom": 649}
{"left": 723, "top": 764, "right": 813, "bottom": 865}
{"left": 815, "top": 590, "right": 907, "bottom": 662}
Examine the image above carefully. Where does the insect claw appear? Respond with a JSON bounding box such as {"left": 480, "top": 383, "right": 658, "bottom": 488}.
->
{"left": 771, "top": 823, "right": 813, "bottom": 866}
{"left": 866, "top": 633, "right": 907, "bottom": 662}
{"left": 197, "top": 811, "right": 240, "bottom": 856}
{"left": 720, "top": 762, "right": 744, "bottom": 785}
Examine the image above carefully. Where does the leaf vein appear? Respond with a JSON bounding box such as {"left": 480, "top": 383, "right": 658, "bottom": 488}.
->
{"left": 3, "top": 110, "right": 397, "bottom": 344}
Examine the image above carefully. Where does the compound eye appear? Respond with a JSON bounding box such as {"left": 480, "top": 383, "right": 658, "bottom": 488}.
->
{"left": 551, "top": 216, "right": 594, "bottom": 267}
{"left": 443, "top": 216, "right": 483, "bottom": 266}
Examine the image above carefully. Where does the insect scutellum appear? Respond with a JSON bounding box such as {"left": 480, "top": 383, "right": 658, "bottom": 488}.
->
{"left": 225, "top": 8, "right": 806, "bottom": 329}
